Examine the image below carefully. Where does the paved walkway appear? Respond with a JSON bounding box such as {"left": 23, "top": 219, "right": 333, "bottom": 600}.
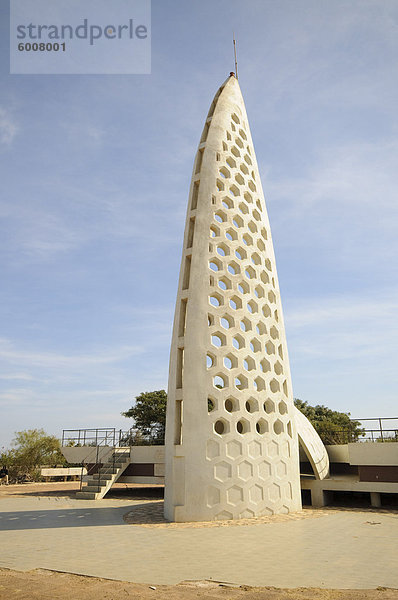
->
{"left": 1, "top": 496, "right": 398, "bottom": 589}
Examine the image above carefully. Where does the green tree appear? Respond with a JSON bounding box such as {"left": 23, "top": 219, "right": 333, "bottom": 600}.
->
{"left": 294, "top": 399, "right": 364, "bottom": 444}
{"left": 1, "top": 429, "right": 66, "bottom": 482}
{"left": 122, "top": 390, "right": 167, "bottom": 444}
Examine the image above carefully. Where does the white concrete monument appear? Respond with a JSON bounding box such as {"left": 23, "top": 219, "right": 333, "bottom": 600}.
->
{"left": 164, "top": 73, "right": 302, "bottom": 522}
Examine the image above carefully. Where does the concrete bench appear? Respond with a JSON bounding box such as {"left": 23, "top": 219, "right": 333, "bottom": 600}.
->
{"left": 40, "top": 467, "right": 87, "bottom": 481}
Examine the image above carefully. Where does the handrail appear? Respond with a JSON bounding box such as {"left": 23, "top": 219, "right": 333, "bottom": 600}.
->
{"left": 62, "top": 427, "right": 158, "bottom": 447}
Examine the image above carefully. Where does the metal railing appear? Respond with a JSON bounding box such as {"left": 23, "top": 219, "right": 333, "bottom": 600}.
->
{"left": 62, "top": 428, "right": 136, "bottom": 448}
{"left": 353, "top": 417, "right": 398, "bottom": 442}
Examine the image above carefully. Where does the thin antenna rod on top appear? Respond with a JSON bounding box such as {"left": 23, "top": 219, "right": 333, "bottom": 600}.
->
{"left": 233, "top": 34, "right": 238, "bottom": 80}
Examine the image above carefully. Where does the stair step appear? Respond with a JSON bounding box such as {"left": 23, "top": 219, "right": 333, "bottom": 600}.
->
{"left": 76, "top": 491, "right": 98, "bottom": 499}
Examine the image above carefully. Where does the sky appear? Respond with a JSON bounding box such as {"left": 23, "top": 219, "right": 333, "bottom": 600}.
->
{"left": 1, "top": 0, "right": 397, "bottom": 448}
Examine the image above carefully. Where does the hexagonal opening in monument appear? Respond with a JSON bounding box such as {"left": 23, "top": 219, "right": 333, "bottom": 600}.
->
{"left": 228, "top": 260, "right": 241, "bottom": 275}
{"left": 222, "top": 196, "right": 234, "bottom": 210}
{"left": 248, "top": 220, "right": 257, "bottom": 234}
{"left": 235, "top": 246, "right": 247, "bottom": 260}
{"left": 233, "top": 333, "right": 245, "bottom": 349}
{"left": 218, "top": 276, "right": 232, "bottom": 292}
{"left": 243, "top": 356, "right": 255, "bottom": 371}
{"left": 254, "top": 376, "right": 266, "bottom": 391}
{"left": 273, "top": 419, "right": 284, "bottom": 435}
{"left": 270, "top": 325, "right": 279, "bottom": 339}
{"left": 254, "top": 284, "right": 265, "bottom": 299}
{"left": 220, "top": 314, "right": 234, "bottom": 329}
{"left": 245, "top": 397, "right": 259, "bottom": 413}
{"left": 253, "top": 209, "right": 261, "bottom": 222}
{"left": 260, "top": 358, "right": 271, "bottom": 373}
{"left": 238, "top": 200, "right": 248, "bottom": 214}
{"left": 211, "top": 331, "right": 226, "bottom": 347}
{"left": 214, "top": 419, "right": 230, "bottom": 436}
{"left": 274, "top": 360, "right": 283, "bottom": 375}
{"left": 260, "top": 270, "right": 270, "bottom": 284}
{"left": 230, "top": 184, "right": 240, "bottom": 197}
{"left": 245, "top": 265, "right": 256, "bottom": 279}
{"left": 232, "top": 214, "right": 244, "bottom": 228}
{"left": 235, "top": 374, "right": 248, "bottom": 390}
{"left": 209, "top": 257, "right": 223, "bottom": 272}
{"left": 240, "top": 317, "right": 252, "bottom": 332}
{"left": 264, "top": 258, "right": 272, "bottom": 271}
{"left": 278, "top": 400, "right": 288, "bottom": 415}
{"left": 225, "top": 227, "right": 238, "bottom": 241}
{"left": 265, "top": 340, "right": 275, "bottom": 354}
{"left": 250, "top": 337, "right": 261, "bottom": 352}
{"left": 229, "top": 295, "right": 242, "bottom": 310}
{"left": 214, "top": 373, "right": 227, "bottom": 389}
{"left": 209, "top": 292, "right": 223, "bottom": 307}
{"left": 270, "top": 378, "right": 280, "bottom": 393}
{"left": 256, "top": 320, "right": 267, "bottom": 335}
{"left": 244, "top": 191, "right": 252, "bottom": 203}
{"left": 256, "top": 418, "right": 268, "bottom": 435}
{"left": 264, "top": 399, "right": 275, "bottom": 414}
{"left": 206, "top": 352, "right": 216, "bottom": 368}
{"left": 236, "top": 418, "right": 250, "bottom": 434}
{"left": 242, "top": 232, "right": 253, "bottom": 246}
{"left": 235, "top": 173, "right": 245, "bottom": 185}
{"left": 216, "top": 242, "right": 230, "bottom": 257}
{"left": 216, "top": 179, "right": 225, "bottom": 192}
{"left": 226, "top": 156, "right": 236, "bottom": 169}
{"left": 210, "top": 224, "right": 221, "bottom": 238}
{"left": 220, "top": 166, "right": 231, "bottom": 179}
{"left": 237, "top": 280, "right": 250, "bottom": 294}
{"left": 225, "top": 396, "right": 239, "bottom": 413}
{"left": 207, "top": 397, "right": 216, "bottom": 412}
{"left": 257, "top": 238, "right": 265, "bottom": 252}
{"left": 268, "top": 290, "right": 276, "bottom": 303}
{"left": 224, "top": 353, "right": 238, "bottom": 370}
{"left": 240, "top": 163, "right": 249, "bottom": 175}
{"left": 247, "top": 299, "right": 258, "bottom": 314}
{"left": 214, "top": 209, "right": 227, "bottom": 223}
{"left": 251, "top": 252, "right": 261, "bottom": 265}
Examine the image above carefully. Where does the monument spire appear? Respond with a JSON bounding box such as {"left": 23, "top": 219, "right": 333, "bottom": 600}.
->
{"left": 164, "top": 75, "right": 302, "bottom": 522}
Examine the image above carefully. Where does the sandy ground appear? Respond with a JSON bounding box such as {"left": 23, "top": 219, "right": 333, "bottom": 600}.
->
{"left": 1, "top": 482, "right": 397, "bottom": 600}
{"left": 1, "top": 569, "right": 398, "bottom": 600}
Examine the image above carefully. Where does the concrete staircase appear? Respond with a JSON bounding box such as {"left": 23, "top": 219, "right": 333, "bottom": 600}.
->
{"left": 76, "top": 448, "right": 131, "bottom": 500}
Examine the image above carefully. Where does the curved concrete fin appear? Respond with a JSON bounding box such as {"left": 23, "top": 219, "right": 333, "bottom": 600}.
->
{"left": 294, "top": 406, "right": 329, "bottom": 480}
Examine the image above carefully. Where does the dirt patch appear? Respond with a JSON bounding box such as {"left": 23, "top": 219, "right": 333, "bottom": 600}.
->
{"left": 0, "top": 569, "right": 397, "bottom": 600}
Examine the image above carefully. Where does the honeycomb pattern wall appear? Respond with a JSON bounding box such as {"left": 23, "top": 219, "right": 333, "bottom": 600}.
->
{"left": 164, "top": 74, "right": 302, "bottom": 522}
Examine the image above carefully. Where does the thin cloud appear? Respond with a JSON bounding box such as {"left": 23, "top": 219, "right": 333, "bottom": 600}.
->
{"left": 0, "top": 107, "right": 17, "bottom": 145}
